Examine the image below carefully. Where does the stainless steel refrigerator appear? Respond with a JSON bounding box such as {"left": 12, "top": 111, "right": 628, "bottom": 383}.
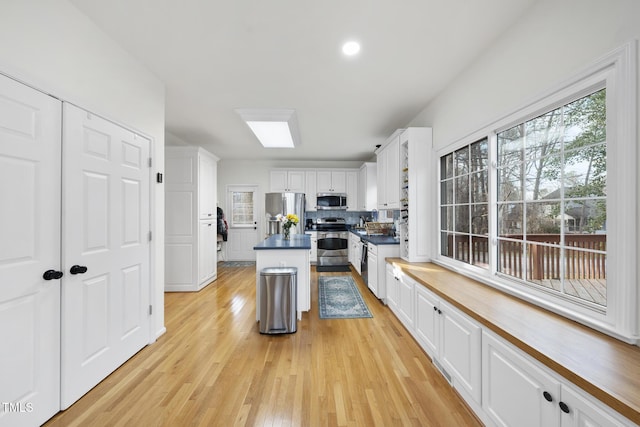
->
{"left": 265, "top": 192, "right": 305, "bottom": 237}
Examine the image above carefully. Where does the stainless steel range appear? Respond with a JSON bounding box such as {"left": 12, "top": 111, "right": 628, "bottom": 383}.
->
{"left": 316, "top": 217, "right": 349, "bottom": 270}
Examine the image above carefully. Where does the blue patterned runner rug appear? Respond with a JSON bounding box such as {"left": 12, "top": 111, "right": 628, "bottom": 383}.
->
{"left": 318, "top": 276, "right": 373, "bottom": 319}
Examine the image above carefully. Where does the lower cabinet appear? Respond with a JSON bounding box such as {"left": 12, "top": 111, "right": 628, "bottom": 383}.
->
{"left": 413, "top": 282, "right": 481, "bottom": 405}
{"left": 367, "top": 243, "right": 399, "bottom": 300}
{"left": 482, "top": 330, "right": 633, "bottom": 427}
{"left": 198, "top": 221, "right": 218, "bottom": 285}
{"left": 384, "top": 262, "right": 635, "bottom": 427}
{"left": 385, "top": 264, "right": 399, "bottom": 311}
{"left": 367, "top": 246, "right": 378, "bottom": 295}
{"left": 396, "top": 272, "right": 415, "bottom": 330}
{"left": 306, "top": 231, "right": 317, "bottom": 263}
{"left": 348, "top": 232, "right": 362, "bottom": 274}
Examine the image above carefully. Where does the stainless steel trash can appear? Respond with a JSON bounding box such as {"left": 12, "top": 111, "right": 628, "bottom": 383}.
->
{"left": 259, "top": 267, "right": 297, "bottom": 334}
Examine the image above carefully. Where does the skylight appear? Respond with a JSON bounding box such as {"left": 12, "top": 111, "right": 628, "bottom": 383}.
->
{"left": 236, "top": 109, "right": 301, "bottom": 149}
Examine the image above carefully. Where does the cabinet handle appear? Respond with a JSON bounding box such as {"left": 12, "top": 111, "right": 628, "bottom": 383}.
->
{"left": 433, "top": 306, "right": 438, "bottom": 312}
{"left": 437, "top": 309, "right": 442, "bottom": 315}
{"left": 70, "top": 265, "right": 88, "bottom": 275}
{"left": 43, "top": 269, "right": 63, "bottom": 280}
{"left": 543, "top": 391, "right": 553, "bottom": 402}
{"left": 559, "top": 401, "right": 570, "bottom": 414}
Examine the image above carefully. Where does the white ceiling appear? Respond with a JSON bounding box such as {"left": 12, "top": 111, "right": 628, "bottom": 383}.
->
{"left": 70, "top": 0, "right": 537, "bottom": 161}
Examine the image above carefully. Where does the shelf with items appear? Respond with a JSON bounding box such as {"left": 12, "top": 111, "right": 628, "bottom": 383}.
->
{"left": 400, "top": 147, "right": 410, "bottom": 259}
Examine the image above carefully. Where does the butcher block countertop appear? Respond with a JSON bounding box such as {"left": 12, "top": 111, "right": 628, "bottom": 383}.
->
{"left": 386, "top": 259, "right": 640, "bottom": 425}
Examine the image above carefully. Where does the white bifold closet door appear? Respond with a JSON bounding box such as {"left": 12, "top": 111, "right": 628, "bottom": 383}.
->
{"left": 0, "top": 73, "right": 62, "bottom": 427}
{"left": 60, "top": 103, "right": 151, "bottom": 409}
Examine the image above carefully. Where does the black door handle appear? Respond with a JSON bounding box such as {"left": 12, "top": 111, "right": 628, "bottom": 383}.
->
{"left": 43, "top": 270, "right": 63, "bottom": 280}
{"left": 70, "top": 265, "right": 88, "bottom": 275}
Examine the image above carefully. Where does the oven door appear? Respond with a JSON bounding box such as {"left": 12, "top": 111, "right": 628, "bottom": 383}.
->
{"left": 317, "top": 231, "right": 349, "bottom": 265}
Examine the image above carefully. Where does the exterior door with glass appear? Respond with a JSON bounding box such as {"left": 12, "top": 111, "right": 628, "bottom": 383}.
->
{"left": 225, "top": 186, "right": 258, "bottom": 261}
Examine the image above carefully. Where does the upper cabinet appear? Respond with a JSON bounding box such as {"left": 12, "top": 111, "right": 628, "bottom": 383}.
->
{"left": 345, "top": 170, "right": 358, "bottom": 211}
{"left": 377, "top": 132, "right": 401, "bottom": 210}
{"left": 358, "top": 162, "right": 377, "bottom": 211}
{"left": 304, "top": 170, "right": 317, "bottom": 211}
{"left": 198, "top": 153, "right": 217, "bottom": 219}
{"left": 270, "top": 168, "right": 359, "bottom": 211}
{"left": 316, "top": 170, "right": 346, "bottom": 193}
{"left": 269, "top": 170, "right": 305, "bottom": 192}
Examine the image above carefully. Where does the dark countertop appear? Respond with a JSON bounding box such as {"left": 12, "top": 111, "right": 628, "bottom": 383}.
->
{"left": 348, "top": 229, "right": 400, "bottom": 245}
{"left": 254, "top": 234, "right": 311, "bottom": 250}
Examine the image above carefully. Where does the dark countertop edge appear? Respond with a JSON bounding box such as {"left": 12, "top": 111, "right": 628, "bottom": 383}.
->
{"left": 348, "top": 229, "right": 400, "bottom": 245}
{"left": 254, "top": 234, "right": 311, "bottom": 250}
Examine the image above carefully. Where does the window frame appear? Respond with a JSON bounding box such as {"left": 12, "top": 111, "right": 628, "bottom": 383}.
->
{"left": 433, "top": 41, "right": 638, "bottom": 342}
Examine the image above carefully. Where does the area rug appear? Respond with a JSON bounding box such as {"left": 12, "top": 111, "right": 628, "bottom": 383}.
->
{"left": 318, "top": 276, "right": 373, "bottom": 319}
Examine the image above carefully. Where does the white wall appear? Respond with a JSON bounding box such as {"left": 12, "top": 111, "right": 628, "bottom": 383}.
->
{"left": 0, "top": 0, "right": 167, "bottom": 339}
{"left": 410, "top": 0, "right": 640, "bottom": 151}
{"left": 408, "top": 0, "right": 640, "bottom": 335}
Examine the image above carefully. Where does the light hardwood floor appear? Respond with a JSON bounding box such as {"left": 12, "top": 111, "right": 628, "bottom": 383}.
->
{"left": 45, "top": 264, "right": 481, "bottom": 426}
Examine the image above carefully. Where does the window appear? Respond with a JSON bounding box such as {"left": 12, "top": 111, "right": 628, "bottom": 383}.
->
{"left": 496, "top": 89, "right": 607, "bottom": 308}
{"left": 436, "top": 42, "right": 637, "bottom": 340}
{"left": 440, "top": 138, "right": 489, "bottom": 267}
{"left": 229, "top": 189, "right": 256, "bottom": 227}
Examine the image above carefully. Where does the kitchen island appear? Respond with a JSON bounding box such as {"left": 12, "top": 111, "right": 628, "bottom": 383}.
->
{"left": 254, "top": 234, "right": 311, "bottom": 321}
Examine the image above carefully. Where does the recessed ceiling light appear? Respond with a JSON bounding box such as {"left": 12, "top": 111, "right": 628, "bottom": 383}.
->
{"left": 342, "top": 41, "right": 360, "bottom": 56}
{"left": 236, "top": 109, "right": 301, "bottom": 149}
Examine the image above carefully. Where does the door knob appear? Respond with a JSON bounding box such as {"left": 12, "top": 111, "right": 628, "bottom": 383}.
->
{"left": 70, "top": 265, "right": 88, "bottom": 275}
{"left": 43, "top": 270, "right": 63, "bottom": 280}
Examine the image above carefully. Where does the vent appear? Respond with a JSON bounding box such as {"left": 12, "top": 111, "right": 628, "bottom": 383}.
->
{"left": 433, "top": 359, "right": 452, "bottom": 384}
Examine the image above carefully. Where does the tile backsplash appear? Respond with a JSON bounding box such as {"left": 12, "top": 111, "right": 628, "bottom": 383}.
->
{"left": 304, "top": 210, "right": 398, "bottom": 229}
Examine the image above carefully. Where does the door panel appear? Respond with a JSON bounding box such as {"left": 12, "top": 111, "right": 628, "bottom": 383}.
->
{"left": 61, "top": 103, "right": 150, "bottom": 409}
{"left": 226, "top": 186, "right": 258, "bottom": 261}
{"left": 0, "top": 74, "right": 61, "bottom": 426}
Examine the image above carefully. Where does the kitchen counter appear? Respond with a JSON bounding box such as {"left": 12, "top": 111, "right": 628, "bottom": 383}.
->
{"left": 254, "top": 234, "right": 311, "bottom": 321}
{"left": 253, "top": 233, "right": 311, "bottom": 250}
{"left": 348, "top": 228, "right": 399, "bottom": 245}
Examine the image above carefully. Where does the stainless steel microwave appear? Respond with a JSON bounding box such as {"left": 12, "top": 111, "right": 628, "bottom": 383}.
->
{"left": 316, "top": 193, "right": 348, "bottom": 210}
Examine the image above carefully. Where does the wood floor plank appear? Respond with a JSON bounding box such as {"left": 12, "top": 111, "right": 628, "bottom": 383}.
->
{"left": 44, "top": 264, "right": 481, "bottom": 427}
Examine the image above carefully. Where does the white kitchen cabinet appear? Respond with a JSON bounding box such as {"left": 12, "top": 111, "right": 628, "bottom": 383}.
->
{"left": 305, "top": 170, "right": 317, "bottom": 211}
{"left": 270, "top": 169, "right": 305, "bottom": 192}
{"left": 306, "top": 231, "right": 317, "bottom": 263}
{"left": 367, "top": 245, "right": 378, "bottom": 296}
{"left": 483, "top": 330, "right": 634, "bottom": 427}
{"left": 385, "top": 264, "right": 400, "bottom": 311}
{"left": 396, "top": 272, "right": 416, "bottom": 331}
{"left": 560, "top": 385, "right": 632, "bottom": 427}
{"left": 366, "top": 243, "right": 400, "bottom": 301}
{"left": 165, "top": 146, "right": 219, "bottom": 291}
{"left": 401, "top": 277, "right": 482, "bottom": 405}
{"left": 439, "top": 298, "right": 482, "bottom": 405}
{"left": 415, "top": 283, "right": 439, "bottom": 356}
{"left": 346, "top": 170, "right": 358, "bottom": 211}
{"left": 317, "top": 170, "right": 347, "bottom": 193}
{"left": 399, "top": 127, "right": 433, "bottom": 262}
{"left": 348, "top": 232, "right": 362, "bottom": 273}
{"left": 377, "top": 132, "right": 401, "bottom": 210}
{"left": 358, "top": 162, "right": 377, "bottom": 210}
{"left": 199, "top": 153, "right": 216, "bottom": 219}
{"left": 198, "top": 220, "right": 217, "bottom": 283}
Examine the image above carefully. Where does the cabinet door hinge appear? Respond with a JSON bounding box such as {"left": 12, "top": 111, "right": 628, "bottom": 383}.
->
{"left": 148, "top": 231, "right": 152, "bottom": 242}
{"left": 149, "top": 305, "right": 153, "bottom": 315}
{"left": 148, "top": 157, "right": 153, "bottom": 168}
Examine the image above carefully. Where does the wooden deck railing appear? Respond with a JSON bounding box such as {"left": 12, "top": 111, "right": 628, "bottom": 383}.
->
{"left": 448, "top": 234, "right": 606, "bottom": 280}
